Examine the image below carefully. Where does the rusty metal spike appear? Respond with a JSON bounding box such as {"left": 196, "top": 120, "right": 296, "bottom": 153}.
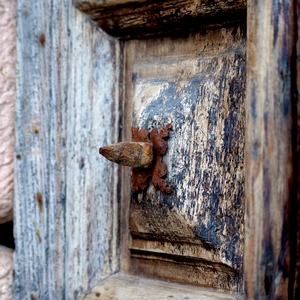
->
{"left": 99, "top": 142, "right": 153, "bottom": 168}
{"left": 99, "top": 125, "right": 173, "bottom": 194}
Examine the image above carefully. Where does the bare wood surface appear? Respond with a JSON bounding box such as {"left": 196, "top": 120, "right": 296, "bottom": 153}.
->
{"left": 245, "top": 0, "right": 298, "bottom": 298}
{"left": 123, "top": 26, "right": 246, "bottom": 293}
{"left": 76, "top": 0, "right": 246, "bottom": 39}
{"left": 14, "top": 1, "right": 121, "bottom": 299}
{"left": 82, "top": 273, "right": 243, "bottom": 300}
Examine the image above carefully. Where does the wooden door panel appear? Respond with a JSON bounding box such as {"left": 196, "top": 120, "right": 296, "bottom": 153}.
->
{"left": 125, "top": 26, "right": 246, "bottom": 292}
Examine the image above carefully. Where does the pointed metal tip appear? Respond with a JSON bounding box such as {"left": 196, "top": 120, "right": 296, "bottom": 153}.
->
{"left": 99, "top": 142, "right": 153, "bottom": 168}
{"left": 99, "top": 146, "right": 108, "bottom": 155}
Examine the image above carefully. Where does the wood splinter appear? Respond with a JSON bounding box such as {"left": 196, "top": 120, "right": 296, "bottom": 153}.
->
{"left": 99, "top": 124, "right": 173, "bottom": 194}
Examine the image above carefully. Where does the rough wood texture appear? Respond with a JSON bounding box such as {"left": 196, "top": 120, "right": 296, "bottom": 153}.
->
{"left": 82, "top": 273, "right": 243, "bottom": 300}
{"left": 245, "top": 0, "right": 298, "bottom": 298}
{"left": 76, "top": 0, "right": 246, "bottom": 39}
{"left": 0, "top": 0, "right": 16, "bottom": 224}
{"left": 123, "top": 27, "right": 246, "bottom": 293}
{"left": 15, "top": 1, "right": 121, "bottom": 299}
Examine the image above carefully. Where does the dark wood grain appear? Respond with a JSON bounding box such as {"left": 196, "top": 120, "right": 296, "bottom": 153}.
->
{"left": 76, "top": 0, "right": 246, "bottom": 39}
{"left": 245, "top": 0, "right": 298, "bottom": 298}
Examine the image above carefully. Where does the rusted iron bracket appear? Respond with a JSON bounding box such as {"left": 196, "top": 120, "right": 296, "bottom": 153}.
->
{"left": 99, "top": 124, "right": 173, "bottom": 194}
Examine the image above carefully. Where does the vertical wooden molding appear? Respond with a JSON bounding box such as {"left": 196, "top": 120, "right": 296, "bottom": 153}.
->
{"left": 245, "top": 0, "right": 298, "bottom": 298}
{"left": 294, "top": 0, "right": 300, "bottom": 297}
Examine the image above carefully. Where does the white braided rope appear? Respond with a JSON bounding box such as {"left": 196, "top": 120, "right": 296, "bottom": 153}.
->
{"left": 0, "top": 1, "right": 16, "bottom": 225}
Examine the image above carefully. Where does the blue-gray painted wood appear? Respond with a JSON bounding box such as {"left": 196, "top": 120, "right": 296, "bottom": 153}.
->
{"left": 126, "top": 27, "right": 245, "bottom": 293}
{"left": 14, "top": 1, "right": 121, "bottom": 299}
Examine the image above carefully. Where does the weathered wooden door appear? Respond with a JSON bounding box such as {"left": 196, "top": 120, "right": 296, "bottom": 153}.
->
{"left": 14, "top": 0, "right": 299, "bottom": 299}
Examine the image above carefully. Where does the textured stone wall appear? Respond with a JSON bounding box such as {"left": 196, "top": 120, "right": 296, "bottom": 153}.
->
{"left": 0, "top": 1, "right": 15, "bottom": 225}
{"left": 0, "top": 246, "right": 13, "bottom": 300}
{"left": 0, "top": 1, "right": 16, "bottom": 299}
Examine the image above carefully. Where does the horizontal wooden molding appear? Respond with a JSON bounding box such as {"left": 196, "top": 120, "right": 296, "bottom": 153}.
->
{"left": 76, "top": 0, "right": 247, "bottom": 39}
{"left": 82, "top": 273, "right": 243, "bottom": 299}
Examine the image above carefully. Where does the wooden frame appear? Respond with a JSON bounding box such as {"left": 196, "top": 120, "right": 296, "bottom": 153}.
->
{"left": 245, "top": 0, "right": 299, "bottom": 298}
{"left": 14, "top": 0, "right": 299, "bottom": 299}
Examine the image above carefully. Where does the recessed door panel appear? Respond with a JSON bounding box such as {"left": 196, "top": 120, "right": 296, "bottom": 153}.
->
{"left": 125, "top": 26, "right": 246, "bottom": 292}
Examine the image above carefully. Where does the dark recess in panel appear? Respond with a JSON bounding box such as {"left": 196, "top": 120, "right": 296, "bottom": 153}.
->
{"left": 0, "top": 221, "right": 15, "bottom": 249}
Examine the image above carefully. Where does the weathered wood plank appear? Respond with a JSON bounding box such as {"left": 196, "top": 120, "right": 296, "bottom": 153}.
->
{"left": 123, "top": 26, "right": 246, "bottom": 293}
{"left": 245, "top": 0, "right": 298, "bottom": 298}
{"left": 14, "top": 1, "right": 121, "bottom": 299}
{"left": 76, "top": 0, "right": 247, "bottom": 39}
{"left": 65, "top": 7, "right": 122, "bottom": 300}
{"left": 82, "top": 273, "right": 243, "bottom": 300}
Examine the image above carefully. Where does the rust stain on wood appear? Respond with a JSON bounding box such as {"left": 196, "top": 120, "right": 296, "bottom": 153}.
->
{"left": 39, "top": 33, "right": 45, "bottom": 46}
{"left": 32, "top": 125, "right": 39, "bottom": 134}
{"left": 30, "top": 293, "right": 37, "bottom": 300}
{"left": 36, "top": 193, "right": 43, "bottom": 213}
{"left": 35, "top": 229, "right": 42, "bottom": 243}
